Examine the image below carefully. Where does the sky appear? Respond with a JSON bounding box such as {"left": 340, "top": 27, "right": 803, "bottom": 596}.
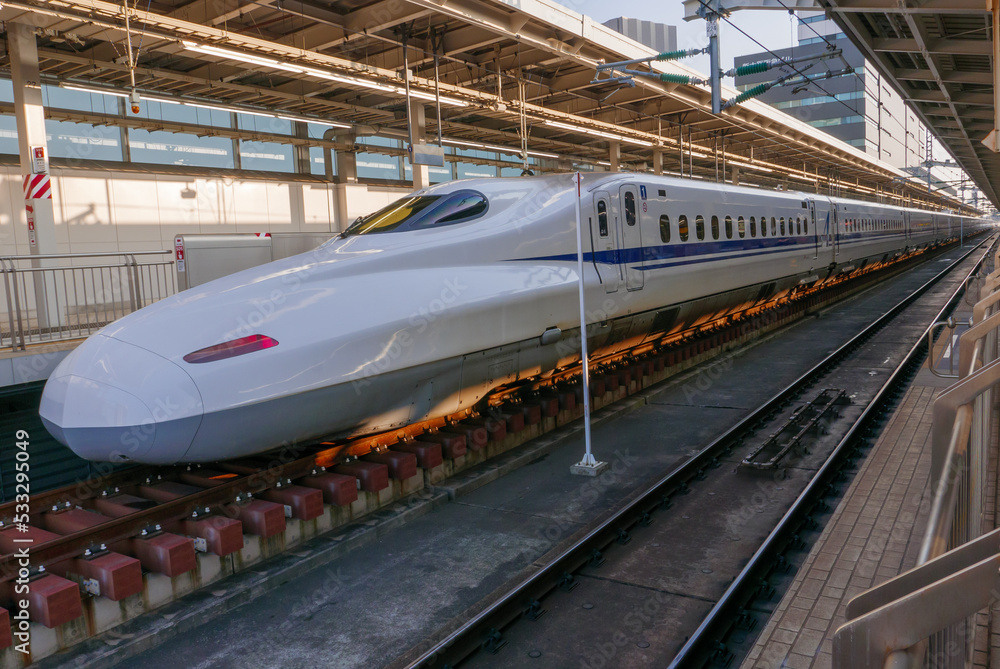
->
{"left": 554, "top": 0, "right": 800, "bottom": 74}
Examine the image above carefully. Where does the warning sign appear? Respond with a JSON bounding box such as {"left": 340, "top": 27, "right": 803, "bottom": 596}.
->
{"left": 175, "top": 238, "right": 186, "bottom": 272}
{"left": 31, "top": 146, "right": 47, "bottom": 175}
{"left": 26, "top": 204, "right": 36, "bottom": 247}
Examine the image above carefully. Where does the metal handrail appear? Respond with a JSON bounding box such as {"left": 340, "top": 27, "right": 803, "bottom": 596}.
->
{"left": 832, "top": 235, "right": 1000, "bottom": 669}
{"left": 926, "top": 317, "right": 964, "bottom": 379}
{"left": 0, "top": 251, "right": 171, "bottom": 261}
{"left": 0, "top": 250, "right": 176, "bottom": 350}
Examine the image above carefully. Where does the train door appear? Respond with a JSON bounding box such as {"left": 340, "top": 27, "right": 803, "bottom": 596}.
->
{"left": 807, "top": 199, "right": 819, "bottom": 259}
{"left": 591, "top": 191, "right": 620, "bottom": 293}
{"left": 831, "top": 202, "right": 841, "bottom": 258}
{"left": 618, "top": 185, "right": 644, "bottom": 291}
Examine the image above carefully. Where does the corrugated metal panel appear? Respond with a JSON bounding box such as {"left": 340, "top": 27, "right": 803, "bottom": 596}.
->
{"left": 0, "top": 381, "right": 130, "bottom": 500}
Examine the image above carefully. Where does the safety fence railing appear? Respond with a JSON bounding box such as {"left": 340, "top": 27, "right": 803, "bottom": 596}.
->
{"left": 0, "top": 251, "right": 175, "bottom": 351}
{"left": 834, "top": 238, "right": 1000, "bottom": 669}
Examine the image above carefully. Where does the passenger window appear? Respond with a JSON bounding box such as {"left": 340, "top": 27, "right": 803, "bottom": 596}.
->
{"left": 738, "top": 216, "right": 746, "bottom": 238}
{"left": 780, "top": 217, "right": 786, "bottom": 236}
{"left": 803, "top": 218, "right": 808, "bottom": 234}
{"left": 797, "top": 219, "right": 802, "bottom": 235}
{"left": 771, "top": 217, "right": 777, "bottom": 236}
{"left": 711, "top": 215, "right": 720, "bottom": 240}
{"left": 679, "top": 215, "right": 689, "bottom": 242}
{"left": 750, "top": 216, "right": 757, "bottom": 237}
{"left": 659, "top": 214, "right": 670, "bottom": 243}
{"left": 597, "top": 200, "right": 609, "bottom": 237}
{"left": 624, "top": 191, "right": 637, "bottom": 226}
{"left": 695, "top": 215, "right": 705, "bottom": 240}
{"left": 725, "top": 215, "right": 733, "bottom": 239}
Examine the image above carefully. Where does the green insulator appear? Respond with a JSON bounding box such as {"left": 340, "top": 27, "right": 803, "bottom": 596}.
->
{"left": 658, "top": 73, "right": 692, "bottom": 85}
{"left": 734, "top": 61, "right": 771, "bottom": 77}
{"left": 655, "top": 49, "right": 689, "bottom": 62}
{"left": 732, "top": 83, "right": 770, "bottom": 105}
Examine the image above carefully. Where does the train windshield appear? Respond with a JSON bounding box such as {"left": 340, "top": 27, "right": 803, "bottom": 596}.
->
{"left": 341, "top": 190, "right": 489, "bottom": 237}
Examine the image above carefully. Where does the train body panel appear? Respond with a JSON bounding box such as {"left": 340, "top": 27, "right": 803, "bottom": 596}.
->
{"left": 39, "top": 173, "right": 991, "bottom": 463}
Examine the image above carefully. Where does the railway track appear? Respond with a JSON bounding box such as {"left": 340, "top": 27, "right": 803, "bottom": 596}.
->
{"left": 4, "top": 238, "right": 978, "bottom": 665}
{"left": 398, "top": 235, "right": 997, "bottom": 669}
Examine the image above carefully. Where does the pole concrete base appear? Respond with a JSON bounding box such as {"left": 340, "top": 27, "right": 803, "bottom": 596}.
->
{"left": 570, "top": 460, "right": 608, "bottom": 477}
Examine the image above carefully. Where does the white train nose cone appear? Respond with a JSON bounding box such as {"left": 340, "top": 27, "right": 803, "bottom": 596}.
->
{"left": 39, "top": 335, "right": 204, "bottom": 464}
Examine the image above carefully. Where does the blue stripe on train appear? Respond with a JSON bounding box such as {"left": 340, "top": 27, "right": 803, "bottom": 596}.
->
{"left": 515, "top": 230, "right": 909, "bottom": 267}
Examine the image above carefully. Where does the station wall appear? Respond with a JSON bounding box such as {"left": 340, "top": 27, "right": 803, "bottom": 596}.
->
{"left": 0, "top": 164, "right": 408, "bottom": 257}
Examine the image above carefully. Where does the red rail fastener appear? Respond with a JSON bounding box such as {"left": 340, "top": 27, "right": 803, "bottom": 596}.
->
{"left": 181, "top": 516, "right": 244, "bottom": 557}
{"left": 440, "top": 425, "right": 484, "bottom": 451}
{"left": 364, "top": 451, "right": 417, "bottom": 481}
{"left": 393, "top": 442, "right": 444, "bottom": 469}
{"left": 298, "top": 473, "right": 359, "bottom": 507}
{"left": 466, "top": 416, "right": 507, "bottom": 442}
{"left": 22, "top": 574, "right": 82, "bottom": 628}
{"left": 0, "top": 608, "right": 11, "bottom": 648}
{"left": 521, "top": 403, "right": 543, "bottom": 426}
{"left": 234, "top": 500, "right": 286, "bottom": 539}
{"left": 334, "top": 462, "right": 389, "bottom": 493}
{"left": 73, "top": 551, "right": 143, "bottom": 601}
{"left": 260, "top": 485, "right": 324, "bottom": 521}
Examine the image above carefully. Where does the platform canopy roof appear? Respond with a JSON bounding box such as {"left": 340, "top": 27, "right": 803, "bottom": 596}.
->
{"left": 683, "top": 0, "right": 997, "bottom": 209}
{"left": 0, "top": 0, "right": 979, "bottom": 212}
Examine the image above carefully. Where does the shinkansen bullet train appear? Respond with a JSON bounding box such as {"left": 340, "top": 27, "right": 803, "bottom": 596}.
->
{"left": 40, "top": 173, "right": 987, "bottom": 464}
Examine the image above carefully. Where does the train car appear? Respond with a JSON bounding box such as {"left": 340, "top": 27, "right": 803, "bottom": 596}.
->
{"left": 39, "top": 173, "right": 987, "bottom": 464}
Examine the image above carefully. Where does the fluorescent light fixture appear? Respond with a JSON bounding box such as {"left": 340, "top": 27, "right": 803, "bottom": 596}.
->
{"left": 307, "top": 70, "right": 397, "bottom": 92}
{"left": 545, "top": 120, "right": 647, "bottom": 147}
{"left": 527, "top": 150, "right": 560, "bottom": 159}
{"left": 142, "top": 95, "right": 182, "bottom": 105}
{"left": 182, "top": 42, "right": 465, "bottom": 105}
{"left": 403, "top": 89, "right": 468, "bottom": 107}
{"left": 277, "top": 115, "right": 351, "bottom": 129}
{"left": 182, "top": 41, "right": 305, "bottom": 74}
{"left": 546, "top": 120, "right": 579, "bottom": 132}
{"left": 442, "top": 138, "right": 485, "bottom": 148}
{"left": 59, "top": 83, "right": 129, "bottom": 98}
{"left": 597, "top": 161, "right": 611, "bottom": 166}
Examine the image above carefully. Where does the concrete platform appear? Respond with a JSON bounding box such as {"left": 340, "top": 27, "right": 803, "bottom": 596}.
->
{"left": 741, "top": 279, "right": 979, "bottom": 669}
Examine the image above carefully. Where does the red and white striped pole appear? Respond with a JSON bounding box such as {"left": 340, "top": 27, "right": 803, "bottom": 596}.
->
{"left": 10, "top": 21, "right": 61, "bottom": 330}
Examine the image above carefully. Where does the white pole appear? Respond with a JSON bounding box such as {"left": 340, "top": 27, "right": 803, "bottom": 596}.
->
{"left": 570, "top": 172, "right": 607, "bottom": 476}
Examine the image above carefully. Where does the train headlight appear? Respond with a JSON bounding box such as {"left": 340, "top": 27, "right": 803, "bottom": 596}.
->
{"left": 183, "top": 334, "right": 279, "bottom": 364}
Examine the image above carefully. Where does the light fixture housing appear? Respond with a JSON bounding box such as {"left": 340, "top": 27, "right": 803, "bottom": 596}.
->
{"left": 183, "top": 334, "right": 279, "bottom": 364}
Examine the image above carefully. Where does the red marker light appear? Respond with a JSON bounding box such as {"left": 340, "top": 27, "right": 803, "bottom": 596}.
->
{"left": 183, "top": 334, "right": 279, "bottom": 364}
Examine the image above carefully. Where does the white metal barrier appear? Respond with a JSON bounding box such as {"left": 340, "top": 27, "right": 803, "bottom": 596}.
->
{"left": 834, "top": 238, "right": 1000, "bottom": 668}
{"left": 0, "top": 251, "right": 175, "bottom": 351}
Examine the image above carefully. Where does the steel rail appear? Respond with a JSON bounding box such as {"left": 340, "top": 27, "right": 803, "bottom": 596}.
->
{"left": 404, "top": 235, "right": 992, "bottom": 669}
